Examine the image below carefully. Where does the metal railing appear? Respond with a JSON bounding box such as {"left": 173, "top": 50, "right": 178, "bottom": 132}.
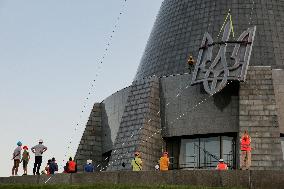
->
{"left": 175, "top": 143, "right": 234, "bottom": 170}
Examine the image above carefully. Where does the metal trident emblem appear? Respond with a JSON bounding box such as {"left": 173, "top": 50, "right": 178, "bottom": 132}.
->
{"left": 191, "top": 21, "right": 256, "bottom": 95}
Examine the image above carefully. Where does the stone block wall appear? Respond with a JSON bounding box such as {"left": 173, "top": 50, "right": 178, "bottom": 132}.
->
{"left": 107, "top": 76, "right": 162, "bottom": 171}
{"left": 160, "top": 73, "right": 239, "bottom": 137}
{"left": 239, "top": 66, "right": 284, "bottom": 170}
{"left": 135, "top": 0, "right": 284, "bottom": 80}
{"left": 3, "top": 170, "right": 284, "bottom": 189}
{"left": 75, "top": 103, "right": 103, "bottom": 172}
{"left": 101, "top": 87, "right": 131, "bottom": 153}
{"left": 272, "top": 69, "right": 284, "bottom": 134}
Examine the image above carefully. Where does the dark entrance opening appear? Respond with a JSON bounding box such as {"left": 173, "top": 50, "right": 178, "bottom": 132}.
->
{"left": 101, "top": 150, "right": 112, "bottom": 171}
{"left": 165, "top": 133, "right": 237, "bottom": 170}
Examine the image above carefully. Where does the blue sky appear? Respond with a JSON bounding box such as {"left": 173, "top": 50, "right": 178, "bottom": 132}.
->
{"left": 0, "top": 0, "right": 163, "bottom": 176}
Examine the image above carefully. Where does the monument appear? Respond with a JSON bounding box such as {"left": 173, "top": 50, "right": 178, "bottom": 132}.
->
{"left": 75, "top": 0, "right": 284, "bottom": 171}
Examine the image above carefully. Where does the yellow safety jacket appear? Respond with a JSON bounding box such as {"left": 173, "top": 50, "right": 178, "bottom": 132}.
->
{"left": 131, "top": 157, "right": 142, "bottom": 171}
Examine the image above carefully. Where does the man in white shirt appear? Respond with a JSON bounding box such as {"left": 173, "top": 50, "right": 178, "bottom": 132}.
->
{"left": 31, "top": 139, "right": 47, "bottom": 175}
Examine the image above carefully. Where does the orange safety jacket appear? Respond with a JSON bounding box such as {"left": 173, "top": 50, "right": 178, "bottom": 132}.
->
{"left": 241, "top": 136, "right": 251, "bottom": 151}
{"left": 45, "top": 166, "right": 50, "bottom": 175}
{"left": 217, "top": 162, "right": 228, "bottom": 170}
{"left": 68, "top": 161, "right": 76, "bottom": 172}
{"left": 159, "top": 156, "right": 169, "bottom": 171}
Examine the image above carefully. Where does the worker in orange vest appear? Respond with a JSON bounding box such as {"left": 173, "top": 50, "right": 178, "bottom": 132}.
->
{"left": 159, "top": 151, "right": 170, "bottom": 171}
{"left": 66, "top": 157, "right": 77, "bottom": 173}
{"left": 240, "top": 130, "right": 251, "bottom": 170}
{"left": 216, "top": 159, "right": 228, "bottom": 170}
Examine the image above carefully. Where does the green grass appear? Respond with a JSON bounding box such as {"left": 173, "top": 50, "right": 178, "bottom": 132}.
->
{"left": 0, "top": 184, "right": 245, "bottom": 189}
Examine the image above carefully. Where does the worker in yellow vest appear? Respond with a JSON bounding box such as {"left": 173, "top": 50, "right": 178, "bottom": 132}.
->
{"left": 131, "top": 152, "right": 142, "bottom": 171}
{"left": 159, "top": 152, "right": 170, "bottom": 171}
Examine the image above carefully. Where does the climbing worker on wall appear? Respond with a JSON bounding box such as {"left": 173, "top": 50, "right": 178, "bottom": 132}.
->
{"left": 66, "top": 157, "right": 77, "bottom": 173}
{"left": 21, "top": 146, "right": 30, "bottom": 175}
{"left": 84, "top": 159, "right": 94, "bottom": 173}
{"left": 159, "top": 152, "right": 170, "bottom": 171}
{"left": 131, "top": 151, "right": 142, "bottom": 171}
{"left": 11, "top": 141, "right": 22, "bottom": 176}
{"left": 240, "top": 130, "right": 252, "bottom": 170}
{"left": 31, "top": 139, "right": 47, "bottom": 175}
{"left": 216, "top": 159, "right": 228, "bottom": 170}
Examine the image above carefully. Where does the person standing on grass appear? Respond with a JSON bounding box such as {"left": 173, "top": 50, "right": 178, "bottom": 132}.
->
{"left": 21, "top": 146, "right": 30, "bottom": 175}
{"left": 31, "top": 139, "right": 47, "bottom": 175}
{"left": 12, "top": 141, "right": 22, "bottom": 176}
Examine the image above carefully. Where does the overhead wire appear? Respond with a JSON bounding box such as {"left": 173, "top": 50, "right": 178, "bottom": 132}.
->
{"left": 59, "top": 0, "right": 129, "bottom": 171}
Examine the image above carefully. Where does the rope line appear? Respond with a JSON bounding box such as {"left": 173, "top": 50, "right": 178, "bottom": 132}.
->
{"left": 216, "top": 9, "right": 231, "bottom": 39}
{"left": 216, "top": 9, "right": 235, "bottom": 40}
{"left": 60, "top": 0, "right": 129, "bottom": 170}
{"left": 248, "top": 0, "right": 255, "bottom": 25}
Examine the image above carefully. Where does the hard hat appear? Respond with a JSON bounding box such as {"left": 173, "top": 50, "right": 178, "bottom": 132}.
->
{"left": 219, "top": 159, "right": 224, "bottom": 162}
{"left": 155, "top": 164, "right": 160, "bottom": 170}
{"left": 23, "top": 146, "right": 28, "bottom": 150}
{"left": 87, "top": 159, "right": 92, "bottom": 164}
{"left": 134, "top": 151, "right": 140, "bottom": 156}
{"left": 39, "top": 139, "right": 43, "bottom": 143}
{"left": 17, "top": 141, "right": 22, "bottom": 146}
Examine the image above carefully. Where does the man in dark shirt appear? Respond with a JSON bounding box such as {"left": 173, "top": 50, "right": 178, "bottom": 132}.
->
{"left": 49, "top": 157, "right": 58, "bottom": 174}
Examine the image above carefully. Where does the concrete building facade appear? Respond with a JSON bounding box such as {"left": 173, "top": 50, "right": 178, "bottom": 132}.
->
{"left": 75, "top": 0, "right": 284, "bottom": 171}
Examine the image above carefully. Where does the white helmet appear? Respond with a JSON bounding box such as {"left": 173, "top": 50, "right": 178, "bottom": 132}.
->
{"left": 39, "top": 139, "right": 43, "bottom": 143}
{"left": 87, "top": 159, "right": 92, "bottom": 164}
{"left": 155, "top": 164, "right": 159, "bottom": 170}
{"left": 219, "top": 159, "right": 224, "bottom": 162}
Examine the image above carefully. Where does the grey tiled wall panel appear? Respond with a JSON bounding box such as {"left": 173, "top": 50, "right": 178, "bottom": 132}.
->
{"left": 101, "top": 87, "right": 131, "bottom": 153}
{"left": 239, "top": 66, "right": 284, "bottom": 170}
{"left": 272, "top": 69, "right": 284, "bottom": 134}
{"left": 108, "top": 77, "right": 162, "bottom": 171}
{"left": 135, "top": 0, "right": 284, "bottom": 80}
{"left": 160, "top": 73, "right": 239, "bottom": 137}
{"left": 75, "top": 103, "right": 103, "bottom": 172}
